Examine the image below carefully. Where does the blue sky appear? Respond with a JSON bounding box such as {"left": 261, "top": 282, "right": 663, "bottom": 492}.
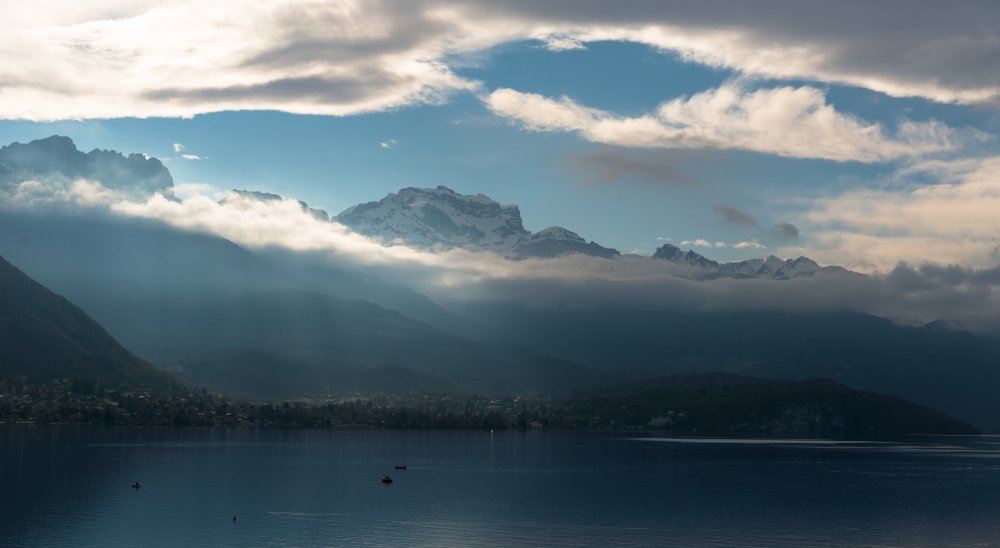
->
{"left": 1, "top": 2, "right": 999, "bottom": 271}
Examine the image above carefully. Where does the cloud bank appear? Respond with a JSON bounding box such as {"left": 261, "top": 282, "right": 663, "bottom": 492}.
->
{"left": 4, "top": 174, "right": 999, "bottom": 332}
{"left": 486, "top": 85, "right": 961, "bottom": 162}
{"left": 3, "top": 1, "right": 1000, "bottom": 121}
{"left": 784, "top": 156, "right": 1000, "bottom": 271}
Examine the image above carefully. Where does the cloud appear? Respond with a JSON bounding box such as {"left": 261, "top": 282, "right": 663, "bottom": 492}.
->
{"left": 4, "top": 2, "right": 1000, "bottom": 121}
{"left": 770, "top": 222, "right": 800, "bottom": 241}
{"left": 678, "top": 239, "right": 766, "bottom": 250}
{"left": 713, "top": 205, "right": 758, "bottom": 227}
{"left": 569, "top": 149, "right": 699, "bottom": 185}
{"left": 380, "top": 139, "right": 398, "bottom": 149}
{"left": 486, "top": 85, "right": 960, "bottom": 162}
{"left": 542, "top": 36, "right": 586, "bottom": 51}
{"left": 0, "top": 1, "right": 479, "bottom": 121}
{"left": 180, "top": 154, "right": 202, "bottom": 160}
{"left": 4, "top": 174, "right": 1000, "bottom": 332}
{"left": 785, "top": 156, "right": 1000, "bottom": 272}
{"left": 476, "top": 1, "right": 1000, "bottom": 105}
{"left": 172, "top": 143, "right": 185, "bottom": 153}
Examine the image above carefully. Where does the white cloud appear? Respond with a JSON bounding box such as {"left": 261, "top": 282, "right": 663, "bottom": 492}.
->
{"left": 679, "top": 239, "right": 767, "bottom": 250}
{"left": 4, "top": 175, "right": 999, "bottom": 331}
{"left": 0, "top": 177, "right": 129, "bottom": 210}
{"left": 783, "top": 156, "right": 1000, "bottom": 272}
{"left": 732, "top": 241, "right": 767, "bottom": 250}
{"left": 3, "top": 2, "right": 1000, "bottom": 121}
{"left": 171, "top": 182, "right": 225, "bottom": 201}
{"left": 541, "top": 36, "right": 586, "bottom": 52}
{"left": 486, "top": 85, "right": 962, "bottom": 162}
{"left": 172, "top": 143, "right": 185, "bottom": 153}
{"left": 180, "top": 154, "right": 202, "bottom": 160}
{"left": 380, "top": 139, "right": 398, "bottom": 149}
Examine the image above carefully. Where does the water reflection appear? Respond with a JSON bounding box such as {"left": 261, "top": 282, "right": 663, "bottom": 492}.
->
{"left": 3, "top": 427, "right": 1000, "bottom": 547}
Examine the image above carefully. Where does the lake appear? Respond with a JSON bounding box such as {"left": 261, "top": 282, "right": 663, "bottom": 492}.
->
{"left": 2, "top": 427, "right": 1000, "bottom": 546}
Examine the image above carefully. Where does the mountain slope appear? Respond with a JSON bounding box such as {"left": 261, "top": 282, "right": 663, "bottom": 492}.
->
{"left": 0, "top": 253, "right": 171, "bottom": 389}
{"left": 570, "top": 374, "right": 979, "bottom": 438}
{"left": 123, "top": 289, "right": 591, "bottom": 394}
{"left": 458, "top": 304, "right": 1000, "bottom": 431}
{"left": 0, "top": 214, "right": 593, "bottom": 396}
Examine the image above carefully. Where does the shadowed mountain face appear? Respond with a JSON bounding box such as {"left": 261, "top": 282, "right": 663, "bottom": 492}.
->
{"left": 0, "top": 136, "right": 173, "bottom": 200}
{"left": 457, "top": 304, "right": 1000, "bottom": 431}
{"left": 569, "top": 374, "right": 979, "bottom": 438}
{"left": 0, "top": 213, "right": 593, "bottom": 395}
{"left": 0, "top": 253, "right": 171, "bottom": 390}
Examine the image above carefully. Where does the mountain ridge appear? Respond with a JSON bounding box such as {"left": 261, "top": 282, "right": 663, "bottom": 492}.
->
{"left": 0, "top": 135, "right": 173, "bottom": 200}
{"left": 335, "top": 185, "right": 621, "bottom": 259}
{"left": 0, "top": 252, "right": 172, "bottom": 390}
{"left": 653, "top": 242, "right": 856, "bottom": 280}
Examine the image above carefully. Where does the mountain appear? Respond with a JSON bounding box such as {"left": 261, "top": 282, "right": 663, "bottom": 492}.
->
{"left": 335, "top": 185, "right": 620, "bottom": 259}
{"left": 457, "top": 304, "right": 1000, "bottom": 431}
{"left": 0, "top": 135, "right": 173, "bottom": 200}
{"left": 652, "top": 242, "right": 721, "bottom": 269}
{"left": 0, "top": 253, "right": 171, "bottom": 390}
{"left": 653, "top": 243, "right": 854, "bottom": 279}
{"left": 0, "top": 213, "right": 594, "bottom": 396}
{"left": 0, "top": 211, "right": 462, "bottom": 334}
{"left": 569, "top": 374, "right": 979, "bottom": 438}
{"left": 125, "top": 288, "right": 591, "bottom": 395}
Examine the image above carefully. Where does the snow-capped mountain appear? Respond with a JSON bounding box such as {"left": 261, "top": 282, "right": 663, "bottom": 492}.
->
{"left": 652, "top": 242, "right": 721, "bottom": 269}
{"left": 653, "top": 243, "right": 853, "bottom": 280}
{"left": 335, "top": 186, "right": 619, "bottom": 259}
{"left": 230, "top": 184, "right": 851, "bottom": 277}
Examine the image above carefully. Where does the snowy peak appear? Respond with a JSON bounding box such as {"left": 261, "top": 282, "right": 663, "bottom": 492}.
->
{"left": 530, "top": 226, "right": 586, "bottom": 243}
{"left": 652, "top": 243, "right": 720, "bottom": 269}
{"left": 336, "top": 187, "right": 619, "bottom": 259}
{"left": 653, "top": 244, "right": 848, "bottom": 280}
{"left": 513, "top": 225, "right": 619, "bottom": 259}
{"left": 336, "top": 186, "right": 529, "bottom": 252}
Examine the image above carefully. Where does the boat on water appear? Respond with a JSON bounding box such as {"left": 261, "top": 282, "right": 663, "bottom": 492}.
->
{"left": 381, "top": 475, "right": 393, "bottom": 485}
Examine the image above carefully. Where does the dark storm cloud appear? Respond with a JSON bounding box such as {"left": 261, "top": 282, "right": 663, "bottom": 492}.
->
{"left": 144, "top": 72, "right": 411, "bottom": 104}
{"left": 569, "top": 150, "right": 700, "bottom": 185}
{"left": 472, "top": 0, "right": 1000, "bottom": 102}
{"left": 713, "top": 205, "right": 758, "bottom": 227}
{"left": 770, "top": 223, "right": 800, "bottom": 240}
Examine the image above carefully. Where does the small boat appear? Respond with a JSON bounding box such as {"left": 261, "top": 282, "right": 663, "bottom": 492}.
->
{"left": 394, "top": 465, "right": 407, "bottom": 470}
{"left": 132, "top": 482, "right": 142, "bottom": 490}
{"left": 381, "top": 475, "right": 393, "bottom": 485}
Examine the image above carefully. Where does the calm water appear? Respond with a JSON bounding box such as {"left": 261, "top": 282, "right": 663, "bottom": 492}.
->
{"left": 3, "top": 428, "right": 1000, "bottom": 547}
